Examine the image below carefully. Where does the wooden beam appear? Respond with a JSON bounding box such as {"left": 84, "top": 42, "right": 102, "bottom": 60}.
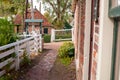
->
{"left": 25, "top": 19, "right": 43, "bottom": 23}
{"left": 109, "top": 6, "right": 120, "bottom": 18}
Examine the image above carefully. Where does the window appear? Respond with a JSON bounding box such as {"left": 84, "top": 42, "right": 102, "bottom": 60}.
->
{"left": 44, "top": 28, "right": 48, "bottom": 34}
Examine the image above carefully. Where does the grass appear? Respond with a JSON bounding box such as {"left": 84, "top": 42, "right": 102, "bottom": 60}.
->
{"left": 0, "top": 73, "right": 13, "bottom": 80}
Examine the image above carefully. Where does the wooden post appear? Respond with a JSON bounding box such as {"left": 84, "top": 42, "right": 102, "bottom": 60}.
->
{"left": 72, "top": 28, "right": 74, "bottom": 41}
{"left": 51, "top": 29, "right": 55, "bottom": 42}
{"left": 39, "top": 22, "right": 42, "bottom": 52}
{"left": 26, "top": 41, "right": 30, "bottom": 58}
{"left": 15, "top": 41, "right": 20, "bottom": 71}
{"left": 39, "top": 34, "right": 42, "bottom": 52}
{"left": 32, "top": 31, "right": 38, "bottom": 53}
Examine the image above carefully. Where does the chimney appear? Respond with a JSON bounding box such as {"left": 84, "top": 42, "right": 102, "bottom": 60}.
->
{"left": 39, "top": 2, "right": 41, "bottom": 13}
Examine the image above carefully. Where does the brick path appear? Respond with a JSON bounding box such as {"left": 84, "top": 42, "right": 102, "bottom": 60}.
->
{"left": 25, "top": 42, "right": 63, "bottom": 80}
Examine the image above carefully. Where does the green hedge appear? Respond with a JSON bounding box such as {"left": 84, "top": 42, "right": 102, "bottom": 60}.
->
{"left": 55, "top": 34, "right": 71, "bottom": 39}
{"left": 55, "top": 31, "right": 72, "bottom": 39}
{"left": 43, "top": 34, "right": 51, "bottom": 43}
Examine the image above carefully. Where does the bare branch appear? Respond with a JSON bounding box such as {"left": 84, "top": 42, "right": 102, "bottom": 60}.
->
{"left": 62, "top": 0, "right": 69, "bottom": 13}
{"left": 47, "top": 0, "right": 58, "bottom": 14}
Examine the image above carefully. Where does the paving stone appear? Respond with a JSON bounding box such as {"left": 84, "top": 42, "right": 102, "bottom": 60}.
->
{"left": 25, "top": 42, "right": 63, "bottom": 80}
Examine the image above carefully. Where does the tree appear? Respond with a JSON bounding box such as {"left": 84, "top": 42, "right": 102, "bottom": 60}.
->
{"left": 0, "top": 18, "right": 17, "bottom": 46}
{"left": 0, "top": 0, "right": 28, "bottom": 33}
{"left": 0, "top": 0, "right": 26, "bottom": 18}
{"left": 38, "top": 0, "right": 72, "bottom": 29}
{"left": 44, "top": 11, "right": 53, "bottom": 23}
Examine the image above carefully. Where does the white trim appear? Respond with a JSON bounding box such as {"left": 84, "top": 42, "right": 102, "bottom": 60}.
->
{"left": 83, "top": 0, "right": 92, "bottom": 80}
{"left": 96, "top": 0, "right": 114, "bottom": 80}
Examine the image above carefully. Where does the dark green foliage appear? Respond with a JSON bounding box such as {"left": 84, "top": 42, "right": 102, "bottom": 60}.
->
{"left": 58, "top": 42, "right": 74, "bottom": 58}
{"left": 0, "top": 19, "right": 17, "bottom": 46}
{"left": 64, "top": 21, "right": 72, "bottom": 29}
{"left": 68, "top": 47, "right": 74, "bottom": 57}
{"left": 43, "top": 34, "right": 51, "bottom": 43}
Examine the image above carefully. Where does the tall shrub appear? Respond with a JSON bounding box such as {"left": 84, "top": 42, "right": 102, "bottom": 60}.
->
{"left": 0, "top": 19, "right": 17, "bottom": 46}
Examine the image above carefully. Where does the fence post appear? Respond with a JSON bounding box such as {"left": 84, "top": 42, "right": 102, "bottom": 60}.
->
{"left": 71, "top": 28, "right": 74, "bottom": 41}
{"left": 23, "top": 32, "right": 27, "bottom": 38}
{"left": 51, "top": 29, "right": 55, "bottom": 42}
{"left": 15, "top": 41, "right": 20, "bottom": 71}
{"left": 26, "top": 41, "right": 30, "bottom": 58}
{"left": 39, "top": 34, "right": 42, "bottom": 52}
{"left": 31, "top": 31, "right": 38, "bottom": 54}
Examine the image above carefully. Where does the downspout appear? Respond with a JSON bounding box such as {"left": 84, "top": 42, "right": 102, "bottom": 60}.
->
{"left": 108, "top": 0, "right": 119, "bottom": 80}
{"left": 110, "top": 20, "right": 118, "bottom": 80}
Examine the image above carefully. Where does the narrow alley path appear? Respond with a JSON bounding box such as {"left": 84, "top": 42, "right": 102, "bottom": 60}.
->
{"left": 25, "top": 42, "right": 63, "bottom": 80}
{"left": 16, "top": 42, "right": 76, "bottom": 80}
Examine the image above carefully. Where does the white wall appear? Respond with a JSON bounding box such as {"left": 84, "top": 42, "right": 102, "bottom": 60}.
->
{"left": 96, "top": 0, "right": 114, "bottom": 80}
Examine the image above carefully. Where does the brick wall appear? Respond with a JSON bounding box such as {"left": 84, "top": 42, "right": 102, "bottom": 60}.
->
{"left": 79, "top": 0, "right": 86, "bottom": 80}
{"left": 90, "top": 0, "right": 100, "bottom": 79}
{"left": 74, "top": 0, "right": 101, "bottom": 80}
{"left": 91, "top": 23, "right": 99, "bottom": 80}
{"left": 74, "top": 0, "right": 86, "bottom": 80}
{"left": 28, "top": 26, "right": 51, "bottom": 35}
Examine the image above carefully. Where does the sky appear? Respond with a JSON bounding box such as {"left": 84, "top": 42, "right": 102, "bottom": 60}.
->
{"left": 29, "top": 0, "right": 44, "bottom": 14}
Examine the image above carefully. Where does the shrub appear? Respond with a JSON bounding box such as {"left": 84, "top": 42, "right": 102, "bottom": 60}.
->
{"left": 58, "top": 42, "right": 74, "bottom": 58}
{"left": 43, "top": 34, "right": 51, "bottom": 43}
{"left": 59, "top": 57, "right": 72, "bottom": 66}
{"left": 55, "top": 31, "right": 72, "bottom": 40}
{"left": 0, "top": 19, "right": 17, "bottom": 46}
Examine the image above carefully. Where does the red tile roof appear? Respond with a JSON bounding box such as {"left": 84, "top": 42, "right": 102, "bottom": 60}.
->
{"left": 14, "top": 14, "right": 22, "bottom": 25}
{"left": 14, "top": 8, "right": 52, "bottom": 27}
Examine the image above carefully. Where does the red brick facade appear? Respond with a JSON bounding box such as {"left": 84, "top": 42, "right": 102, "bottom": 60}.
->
{"left": 14, "top": 8, "right": 52, "bottom": 34}
{"left": 74, "top": 0, "right": 86, "bottom": 80}
{"left": 73, "top": 0, "right": 100, "bottom": 80}
{"left": 91, "top": 23, "right": 99, "bottom": 80}
{"left": 73, "top": 0, "right": 115, "bottom": 80}
{"left": 90, "top": 0, "right": 100, "bottom": 79}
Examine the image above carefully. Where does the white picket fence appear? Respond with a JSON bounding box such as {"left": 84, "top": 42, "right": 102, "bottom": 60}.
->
{"left": 51, "top": 28, "right": 74, "bottom": 42}
{"left": 0, "top": 33, "right": 43, "bottom": 77}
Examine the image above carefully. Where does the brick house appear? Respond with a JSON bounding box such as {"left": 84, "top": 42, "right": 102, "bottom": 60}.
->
{"left": 14, "top": 8, "right": 52, "bottom": 34}
{"left": 72, "top": 0, "right": 120, "bottom": 80}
